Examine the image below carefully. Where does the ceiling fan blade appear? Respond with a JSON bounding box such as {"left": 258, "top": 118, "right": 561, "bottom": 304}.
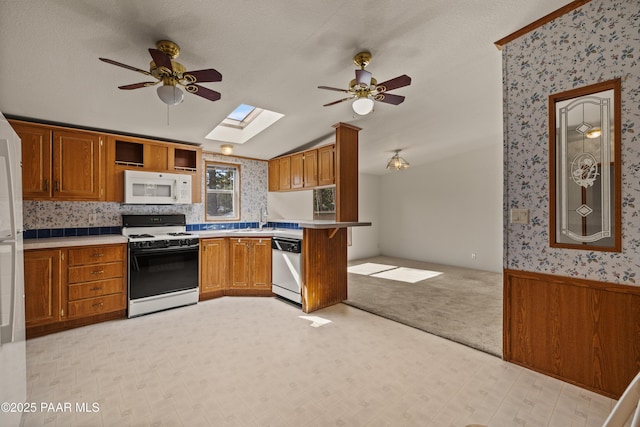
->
{"left": 376, "top": 74, "right": 412, "bottom": 92}
{"left": 374, "top": 93, "right": 405, "bottom": 105}
{"left": 355, "top": 69, "right": 372, "bottom": 87}
{"left": 118, "top": 81, "right": 158, "bottom": 90}
{"left": 184, "top": 84, "right": 221, "bottom": 101}
{"left": 148, "top": 48, "right": 173, "bottom": 72}
{"left": 323, "top": 97, "right": 353, "bottom": 107}
{"left": 99, "top": 57, "right": 152, "bottom": 76}
{"left": 183, "top": 69, "right": 222, "bottom": 83}
{"left": 318, "top": 85, "right": 350, "bottom": 93}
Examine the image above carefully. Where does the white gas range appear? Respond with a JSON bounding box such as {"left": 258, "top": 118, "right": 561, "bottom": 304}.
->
{"left": 122, "top": 214, "right": 200, "bottom": 317}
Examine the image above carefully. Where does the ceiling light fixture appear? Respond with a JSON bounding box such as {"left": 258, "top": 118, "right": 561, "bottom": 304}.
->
{"left": 585, "top": 127, "right": 602, "bottom": 139}
{"left": 157, "top": 83, "right": 184, "bottom": 105}
{"left": 352, "top": 93, "right": 375, "bottom": 115}
{"left": 221, "top": 144, "right": 234, "bottom": 155}
{"left": 386, "top": 149, "right": 410, "bottom": 170}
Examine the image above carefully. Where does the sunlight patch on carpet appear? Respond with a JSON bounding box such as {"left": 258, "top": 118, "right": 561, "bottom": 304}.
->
{"left": 348, "top": 263, "right": 397, "bottom": 275}
{"left": 371, "top": 267, "right": 443, "bottom": 283}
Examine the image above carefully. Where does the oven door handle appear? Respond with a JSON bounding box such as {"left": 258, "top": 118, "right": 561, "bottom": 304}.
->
{"left": 129, "top": 245, "right": 199, "bottom": 256}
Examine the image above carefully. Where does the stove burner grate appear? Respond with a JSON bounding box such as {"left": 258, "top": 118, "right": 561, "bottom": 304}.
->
{"left": 167, "top": 232, "right": 192, "bottom": 236}
{"left": 128, "top": 234, "right": 155, "bottom": 239}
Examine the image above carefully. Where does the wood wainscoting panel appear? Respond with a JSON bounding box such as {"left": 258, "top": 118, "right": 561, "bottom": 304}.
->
{"left": 504, "top": 269, "right": 640, "bottom": 398}
{"left": 302, "top": 228, "right": 347, "bottom": 313}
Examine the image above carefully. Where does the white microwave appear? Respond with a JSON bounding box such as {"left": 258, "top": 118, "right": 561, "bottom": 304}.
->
{"left": 123, "top": 170, "right": 192, "bottom": 204}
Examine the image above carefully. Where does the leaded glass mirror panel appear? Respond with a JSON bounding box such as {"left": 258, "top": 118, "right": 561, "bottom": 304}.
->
{"left": 549, "top": 78, "right": 621, "bottom": 251}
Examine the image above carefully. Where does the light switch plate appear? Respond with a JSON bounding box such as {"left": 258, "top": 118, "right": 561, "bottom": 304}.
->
{"left": 510, "top": 208, "right": 529, "bottom": 224}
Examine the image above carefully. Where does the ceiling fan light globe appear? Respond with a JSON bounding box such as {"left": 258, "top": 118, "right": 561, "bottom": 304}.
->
{"left": 352, "top": 97, "right": 374, "bottom": 115}
{"left": 157, "top": 85, "right": 184, "bottom": 105}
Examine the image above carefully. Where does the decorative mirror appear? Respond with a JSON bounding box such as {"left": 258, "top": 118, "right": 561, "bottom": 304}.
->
{"left": 549, "top": 78, "right": 621, "bottom": 251}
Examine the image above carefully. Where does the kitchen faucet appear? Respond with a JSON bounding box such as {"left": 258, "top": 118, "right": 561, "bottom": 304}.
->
{"left": 259, "top": 207, "right": 268, "bottom": 229}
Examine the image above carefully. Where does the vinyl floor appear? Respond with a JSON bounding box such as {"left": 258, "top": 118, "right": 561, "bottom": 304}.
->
{"left": 21, "top": 297, "right": 616, "bottom": 427}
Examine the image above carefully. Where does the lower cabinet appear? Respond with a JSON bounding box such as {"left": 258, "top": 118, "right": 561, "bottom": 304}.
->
{"left": 66, "top": 245, "right": 126, "bottom": 319}
{"left": 199, "top": 238, "right": 229, "bottom": 300}
{"left": 24, "top": 243, "right": 127, "bottom": 338}
{"left": 229, "top": 238, "right": 272, "bottom": 292}
{"left": 24, "top": 249, "right": 63, "bottom": 328}
{"left": 200, "top": 237, "right": 272, "bottom": 298}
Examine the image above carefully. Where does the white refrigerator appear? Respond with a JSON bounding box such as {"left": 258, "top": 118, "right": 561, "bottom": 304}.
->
{"left": 0, "top": 113, "right": 26, "bottom": 427}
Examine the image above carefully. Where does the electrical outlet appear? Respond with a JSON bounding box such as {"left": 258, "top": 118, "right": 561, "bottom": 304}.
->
{"left": 510, "top": 208, "right": 529, "bottom": 224}
{"left": 89, "top": 213, "right": 97, "bottom": 225}
{"left": 471, "top": 253, "right": 477, "bottom": 260}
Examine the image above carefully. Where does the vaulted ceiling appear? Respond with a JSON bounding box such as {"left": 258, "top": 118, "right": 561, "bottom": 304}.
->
{"left": 0, "top": 0, "right": 566, "bottom": 174}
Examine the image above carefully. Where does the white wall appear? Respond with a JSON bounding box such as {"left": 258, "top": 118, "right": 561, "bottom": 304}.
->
{"left": 348, "top": 173, "right": 381, "bottom": 261}
{"left": 267, "top": 190, "right": 313, "bottom": 221}
{"left": 378, "top": 144, "right": 503, "bottom": 272}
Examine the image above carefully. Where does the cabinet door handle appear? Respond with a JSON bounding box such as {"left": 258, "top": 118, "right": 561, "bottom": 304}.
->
{"left": 91, "top": 270, "right": 105, "bottom": 275}
{"left": 91, "top": 302, "right": 104, "bottom": 308}
{"left": 92, "top": 253, "right": 104, "bottom": 257}
{"left": 89, "top": 286, "right": 103, "bottom": 291}
{"left": 54, "top": 180, "right": 59, "bottom": 191}
{"left": 44, "top": 179, "right": 49, "bottom": 191}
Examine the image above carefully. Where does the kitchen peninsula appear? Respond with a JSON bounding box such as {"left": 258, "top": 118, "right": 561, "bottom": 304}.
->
{"left": 300, "top": 221, "right": 371, "bottom": 313}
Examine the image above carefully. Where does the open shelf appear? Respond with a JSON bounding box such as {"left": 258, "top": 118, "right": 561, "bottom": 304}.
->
{"left": 174, "top": 148, "right": 197, "bottom": 172}
{"left": 115, "top": 140, "right": 143, "bottom": 167}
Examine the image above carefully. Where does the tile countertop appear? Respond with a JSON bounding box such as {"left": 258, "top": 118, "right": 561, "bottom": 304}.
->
{"left": 23, "top": 228, "right": 304, "bottom": 250}
{"left": 198, "top": 228, "right": 303, "bottom": 239}
{"left": 23, "top": 234, "right": 129, "bottom": 250}
{"left": 22, "top": 223, "right": 371, "bottom": 250}
{"left": 294, "top": 221, "right": 372, "bottom": 229}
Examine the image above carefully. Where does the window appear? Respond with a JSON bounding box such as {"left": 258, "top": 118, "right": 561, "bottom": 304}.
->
{"left": 313, "top": 187, "right": 336, "bottom": 220}
{"left": 205, "top": 162, "right": 240, "bottom": 221}
{"left": 227, "top": 104, "right": 256, "bottom": 123}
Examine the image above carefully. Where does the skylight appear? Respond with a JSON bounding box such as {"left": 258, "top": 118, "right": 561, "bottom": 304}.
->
{"left": 206, "top": 104, "right": 284, "bottom": 144}
{"left": 227, "top": 104, "right": 256, "bottom": 122}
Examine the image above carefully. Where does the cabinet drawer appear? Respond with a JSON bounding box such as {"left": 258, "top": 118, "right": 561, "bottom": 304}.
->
{"left": 68, "top": 278, "right": 124, "bottom": 301}
{"left": 68, "top": 262, "right": 123, "bottom": 284}
{"left": 68, "top": 245, "right": 125, "bottom": 266}
{"left": 67, "top": 293, "right": 125, "bottom": 318}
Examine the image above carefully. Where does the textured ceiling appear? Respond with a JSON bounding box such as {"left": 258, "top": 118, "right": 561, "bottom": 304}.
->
{"left": 0, "top": 0, "right": 567, "bottom": 174}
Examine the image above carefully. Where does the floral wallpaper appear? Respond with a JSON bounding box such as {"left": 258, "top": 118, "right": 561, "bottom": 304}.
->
{"left": 503, "top": 0, "right": 640, "bottom": 284}
{"left": 23, "top": 152, "right": 268, "bottom": 231}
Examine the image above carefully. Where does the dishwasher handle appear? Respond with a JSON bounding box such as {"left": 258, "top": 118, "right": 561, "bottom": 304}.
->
{"left": 271, "top": 237, "right": 302, "bottom": 254}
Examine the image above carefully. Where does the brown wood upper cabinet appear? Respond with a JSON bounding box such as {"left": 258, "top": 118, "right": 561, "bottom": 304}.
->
{"left": 105, "top": 135, "right": 202, "bottom": 202}
{"left": 317, "top": 145, "right": 335, "bottom": 186}
{"left": 278, "top": 156, "right": 291, "bottom": 190}
{"left": 303, "top": 149, "right": 318, "bottom": 188}
{"left": 290, "top": 153, "right": 304, "bottom": 189}
{"left": 268, "top": 144, "right": 334, "bottom": 192}
{"left": 11, "top": 121, "right": 105, "bottom": 201}
{"left": 268, "top": 158, "right": 280, "bottom": 191}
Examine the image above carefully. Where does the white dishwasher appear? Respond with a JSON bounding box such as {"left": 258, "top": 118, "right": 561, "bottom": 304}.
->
{"left": 271, "top": 237, "right": 302, "bottom": 304}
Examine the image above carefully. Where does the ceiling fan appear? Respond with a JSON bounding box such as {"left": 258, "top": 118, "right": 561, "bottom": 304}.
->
{"left": 99, "top": 40, "right": 222, "bottom": 105}
{"left": 318, "top": 51, "right": 411, "bottom": 115}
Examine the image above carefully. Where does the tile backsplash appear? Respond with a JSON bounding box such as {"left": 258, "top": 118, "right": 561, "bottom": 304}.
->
{"left": 23, "top": 152, "right": 270, "bottom": 237}
{"left": 23, "top": 201, "right": 203, "bottom": 230}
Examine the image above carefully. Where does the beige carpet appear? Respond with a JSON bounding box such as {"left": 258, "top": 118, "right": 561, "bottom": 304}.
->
{"left": 345, "top": 256, "right": 503, "bottom": 357}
